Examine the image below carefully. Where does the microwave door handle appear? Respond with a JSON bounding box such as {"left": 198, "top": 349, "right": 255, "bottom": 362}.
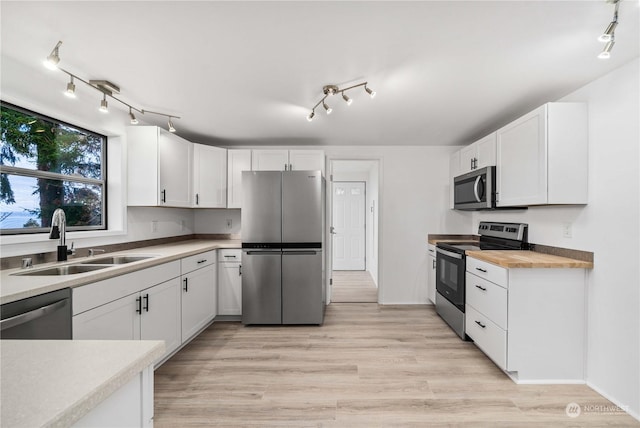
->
{"left": 473, "top": 176, "right": 482, "bottom": 202}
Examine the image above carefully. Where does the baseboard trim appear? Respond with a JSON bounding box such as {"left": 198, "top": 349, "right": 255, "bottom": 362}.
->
{"left": 587, "top": 380, "right": 640, "bottom": 422}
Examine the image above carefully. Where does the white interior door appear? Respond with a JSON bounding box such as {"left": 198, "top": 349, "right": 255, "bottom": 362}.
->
{"left": 332, "top": 182, "right": 366, "bottom": 270}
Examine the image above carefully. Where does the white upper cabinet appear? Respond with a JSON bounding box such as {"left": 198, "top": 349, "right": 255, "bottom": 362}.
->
{"left": 288, "top": 150, "right": 325, "bottom": 172}
{"left": 252, "top": 149, "right": 325, "bottom": 175}
{"left": 252, "top": 150, "right": 289, "bottom": 171}
{"left": 496, "top": 103, "right": 587, "bottom": 207}
{"left": 193, "top": 144, "right": 227, "bottom": 208}
{"left": 127, "top": 126, "right": 192, "bottom": 208}
{"left": 459, "top": 133, "right": 497, "bottom": 174}
{"left": 227, "top": 149, "right": 252, "bottom": 209}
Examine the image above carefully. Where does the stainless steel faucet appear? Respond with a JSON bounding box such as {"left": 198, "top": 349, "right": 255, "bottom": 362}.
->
{"left": 49, "top": 208, "right": 74, "bottom": 261}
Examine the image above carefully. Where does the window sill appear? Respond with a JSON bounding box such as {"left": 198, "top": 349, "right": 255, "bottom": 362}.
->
{"left": 0, "top": 229, "right": 127, "bottom": 246}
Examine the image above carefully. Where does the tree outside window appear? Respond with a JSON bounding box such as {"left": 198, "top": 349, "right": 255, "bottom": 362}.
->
{"left": 0, "top": 102, "right": 106, "bottom": 234}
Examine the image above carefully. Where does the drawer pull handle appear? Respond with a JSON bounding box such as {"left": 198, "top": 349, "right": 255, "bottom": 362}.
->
{"left": 475, "top": 285, "right": 487, "bottom": 291}
{"left": 197, "top": 259, "right": 207, "bottom": 264}
{"left": 183, "top": 278, "right": 188, "bottom": 292}
{"left": 475, "top": 267, "right": 488, "bottom": 273}
{"left": 224, "top": 255, "right": 237, "bottom": 258}
{"left": 475, "top": 320, "right": 486, "bottom": 329}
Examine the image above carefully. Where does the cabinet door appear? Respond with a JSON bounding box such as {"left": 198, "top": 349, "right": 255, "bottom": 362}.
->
{"left": 289, "top": 150, "right": 325, "bottom": 175}
{"left": 158, "top": 131, "right": 192, "bottom": 207}
{"left": 449, "top": 151, "right": 461, "bottom": 209}
{"left": 193, "top": 145, "right": 227, "bottom": 208}
{"left": 475, "top": 133, "right": 497, "bottom": 169}
{"left": 459, "top": 145, "right": 477, "bottom": 174}
{"left": 182, "top": 264, "right": 217, "bottom": 341}
{"left": 427, "top": 254, "right": 436, "bottom": 304}
{"left": 227, "top": 149, "right": 251, "bottom": 209}
{"left": 496, "top": 105, "right": 547, "bottom": 206}
{"left": 140, "top": 278, "right": 182, "bottom": 359}
{"left": 73, "top": 295, "right": 140, "bottom": 340}
{"left": 218, "top": 263, "right": 242, "bottom": 315}
{"left": 251, "top": 150, "right": 288, "bottom": 171}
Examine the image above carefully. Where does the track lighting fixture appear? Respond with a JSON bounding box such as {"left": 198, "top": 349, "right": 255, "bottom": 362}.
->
{"left": 129, "top": 107, "right": 139, "bottom": 125}
{"left": 306, "top": 82, "right": 375, "bottom": 121}
{"left": 43, "top": 40, "right": 180, "bottom": 132}
{"left": 43, "top": 41, "right": 62, "bottom": 70}
{"left": 64, "top": 76, "right": 76, "bottom": 98}
{"left": 597, "top": 0, "right": 620, "bottom": 59}
{"left": 99, "top": 95, "right": 108, "bottom": 113}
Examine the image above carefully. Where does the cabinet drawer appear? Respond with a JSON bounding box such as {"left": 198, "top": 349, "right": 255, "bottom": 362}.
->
{"left": 466, "top": 273, "right": 508, "bottom": 329}
{"left": 465, "top": 305, "right": 507, "bottom": 370}
{"left": 73, "top": 261, "right": 181, "bottom": 315}
{"left": 218, "top": 249, "right": 241, "bottom": 263}
{"left": 182, "top": 250, "right": 216, "bottom": 274}
{"left": 466, "top": 257, "right": 508, "bottom": 287}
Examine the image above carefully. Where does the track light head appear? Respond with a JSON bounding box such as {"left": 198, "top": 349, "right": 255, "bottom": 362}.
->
{"left": 322, "top": 101, "right": 332, "bottom": 115}
{"left": 129, "top": 108, "right": 139, "bottom": 125}
{"left": 307, "top": 111, "right": 315, "bottom": 122}
{"left": 598, "top": 38, "right": 615, "bottom": 59}
{"left": 64, "top": 76, "right": 76, "bottom": 98}
{"left": 365, "top": 85, "right": 376, "bottom": 99}
{"left": 598, "top": 21, "right": 618, "bottom": 42}
{"left": 99, "top": 95, "right": 108, "bottom": 113}
{"left": 168, "top": 118, "right": 176, "bottom": 133}
{"left": 44, "top": 41, "right": 62, "bottom": 70}
{"left": 342, "top": 92, "right": 353, "bottom": 106}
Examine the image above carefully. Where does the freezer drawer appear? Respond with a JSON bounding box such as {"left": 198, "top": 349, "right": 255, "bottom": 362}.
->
{"left": 282, "top": 250, "right": 323, "bottom": 325}
{"left": 241, "top": 250, "right": 282, "bottom": 325}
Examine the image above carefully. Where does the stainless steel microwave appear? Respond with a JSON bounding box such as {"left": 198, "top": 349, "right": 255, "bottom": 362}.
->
{"left": 453, "top": 166, "right": 496, "bottom": 210}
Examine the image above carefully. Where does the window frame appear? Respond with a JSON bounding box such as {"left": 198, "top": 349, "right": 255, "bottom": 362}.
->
{"left": 0, "top": 101, "right": 108, "bottom": 235}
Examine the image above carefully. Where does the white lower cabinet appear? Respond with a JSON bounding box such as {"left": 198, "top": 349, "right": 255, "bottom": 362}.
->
{"left": 427, "top": 244, "right": 436, "bottom": 304}
{"left": 465, "top": 257, "right": 586, "bottom": 383}
{"left": 73, "top": 277, "right": 182, "bottom": 363}
{"left": 181, "top": 251, "right": 217, "bottom": 341}
{"left": 218, "top": 249, "right": 242, "bottom": 316}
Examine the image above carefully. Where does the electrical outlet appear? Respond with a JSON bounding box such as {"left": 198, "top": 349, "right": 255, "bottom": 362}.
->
{"left": 562, "top": 222, "right": 573, "bottom": 238}
{"left": 151, "top": 220, "right": 158, "bottom": 233}
{"left": 226, "top": 218, "right": 233, "bottom": 229}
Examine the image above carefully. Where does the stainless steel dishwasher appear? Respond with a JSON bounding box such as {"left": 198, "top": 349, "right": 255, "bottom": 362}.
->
{"left": 1, "top": 288, "right": 72, "bottom": 339}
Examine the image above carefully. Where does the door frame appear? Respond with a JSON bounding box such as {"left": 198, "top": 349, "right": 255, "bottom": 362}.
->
{"left": 331, "top": 180, "right": 366, "bottom": 271}
{"left": 325, "top": 157, "right": 382, "bottom": 304}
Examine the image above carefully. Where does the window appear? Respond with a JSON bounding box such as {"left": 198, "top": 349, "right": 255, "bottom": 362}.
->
{"left": 0, "top": 102, "right": 106, "bottom": 234}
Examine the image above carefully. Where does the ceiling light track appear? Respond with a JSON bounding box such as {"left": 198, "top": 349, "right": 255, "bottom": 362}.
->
{"left": 43, "top": 40, "right": 180, "bottom": 132}
{"left": 307, "top": 81, "right": 375, "bottom": 122}
{"left": 597, "top": 0, "right": 621, "bottom": 59}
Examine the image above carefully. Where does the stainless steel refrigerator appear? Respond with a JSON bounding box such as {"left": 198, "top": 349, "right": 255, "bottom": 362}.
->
{"left": 241, "top": 170, "right": 325, "bottom": 325}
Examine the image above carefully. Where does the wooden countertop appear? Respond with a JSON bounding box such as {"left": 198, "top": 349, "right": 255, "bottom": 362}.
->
{"left": 466, "top": 250, "right": 593, "bottom": 269}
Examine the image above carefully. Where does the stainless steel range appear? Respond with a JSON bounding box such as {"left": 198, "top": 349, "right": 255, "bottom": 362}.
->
{"left": 435, "top": 221, "right": 528, "bottom": 339}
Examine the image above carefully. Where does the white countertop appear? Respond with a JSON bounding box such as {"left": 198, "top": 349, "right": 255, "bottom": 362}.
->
{"left": 0, "top": 339, "right": 164, "bottom": 428}
{"left": 1, "top": 239, "right": 241, "bottom": 305}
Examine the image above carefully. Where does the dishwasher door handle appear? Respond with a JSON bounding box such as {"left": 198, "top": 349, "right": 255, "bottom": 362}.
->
{"left": 0, "top": 299, "right": 68, "bottom": 331}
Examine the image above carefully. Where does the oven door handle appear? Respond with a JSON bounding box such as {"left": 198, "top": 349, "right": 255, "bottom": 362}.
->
{"left": 0, "top": 299, "right": 68, "bottom": 331}
{"left": 436, "top": 247, "right": 463, "bottom": 260}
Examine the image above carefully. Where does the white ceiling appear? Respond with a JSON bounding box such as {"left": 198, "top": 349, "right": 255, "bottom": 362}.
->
{"left": 1, "top": 1, "right": 638, "bottom": 147}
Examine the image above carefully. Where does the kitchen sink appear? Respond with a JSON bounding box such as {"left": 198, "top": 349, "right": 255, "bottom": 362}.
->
{"left": 80, "top": 255, "right": 154, "bottom": 265}
{"left": 12, "top": 264, "right": 109, "bottom": 276}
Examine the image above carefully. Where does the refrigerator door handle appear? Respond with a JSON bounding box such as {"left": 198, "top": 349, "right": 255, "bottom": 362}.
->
{"left": 245, "top": 251, "right": 281, "bottom": 255}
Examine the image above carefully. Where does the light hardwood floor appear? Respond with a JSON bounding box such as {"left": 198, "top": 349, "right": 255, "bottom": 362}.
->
{"left": 331, "top": 271, "right": 378, "bottom": 303}
{"left": 154, "top": 304, "right": 638, "bottom": 427}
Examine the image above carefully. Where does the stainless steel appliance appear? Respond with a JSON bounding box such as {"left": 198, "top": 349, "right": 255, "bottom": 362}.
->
{"left": 1, "top": 288, "right": 72, "bottom": 339}
{"left": 435, "top": 222, "right": 528, "bottom": 339}
{"left": 241, "top": 170, "right": 325, "bottom": 325}
{"left": 453, "top": 166, "right": 496, "bottom": 210}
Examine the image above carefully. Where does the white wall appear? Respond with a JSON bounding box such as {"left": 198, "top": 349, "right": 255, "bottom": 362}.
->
{"left": 475, "top": 58, "right": 640, "bottom": 419}
{"left": 194, "top": 209, "right": 241, "bottom": 235}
